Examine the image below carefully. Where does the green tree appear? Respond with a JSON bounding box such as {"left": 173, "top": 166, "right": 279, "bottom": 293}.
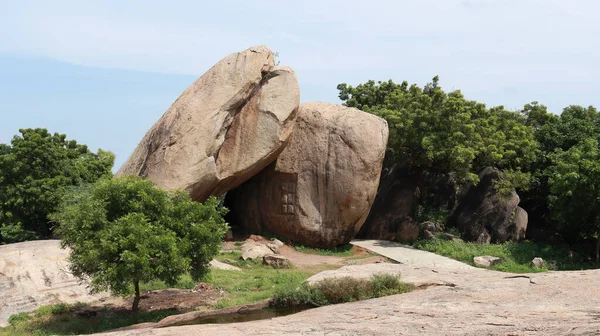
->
{"left": 51, "top": 177, "right": 228, "bottom": 311}
{"left": 0, "top": 128, "right": 114, "bottom": 243}
{"left": 520, "top": 105, "right": 600, "bottom": 233}
{"left": 547, "top": 138, "right": 600, "bottom": 262}
{"left": 337, "top": 77, "right": 537, "bottom": 197}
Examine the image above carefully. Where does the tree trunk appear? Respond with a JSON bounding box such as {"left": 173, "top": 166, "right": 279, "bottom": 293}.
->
{"left": 132, "top": 281, "right": 140, "bottom": 312}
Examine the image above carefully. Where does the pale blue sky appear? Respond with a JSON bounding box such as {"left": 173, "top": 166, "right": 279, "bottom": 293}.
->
{"left": 1, "top": 0, "right": 599, "bottom": 170}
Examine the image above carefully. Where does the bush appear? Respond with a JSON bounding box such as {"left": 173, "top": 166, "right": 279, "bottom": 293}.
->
{"left": 7, "top": 312, "right": 30, "bottom": 326}
{"left": 273, "top": 274, "right": 412, "bottom": 308}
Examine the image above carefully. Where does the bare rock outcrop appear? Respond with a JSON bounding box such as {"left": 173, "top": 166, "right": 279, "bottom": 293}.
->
{"left": 117, "top": 45, "right": 300, "bottom": 202}
{"left": 227, "top": 102, "right": 388, "bottom": 248}
{"left": 448, "top": 167, "right": 528, "bottom": 243}
{"left": 0, "top": 240, "right": 111, "bottom": 326}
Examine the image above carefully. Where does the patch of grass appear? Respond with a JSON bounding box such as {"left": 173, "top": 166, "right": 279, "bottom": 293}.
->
{"left": 293, "top": 244, "right": 355, "bottom": 257}
{"left": 414, "top": 238, "right": 594, "bottom": 273}
{"left": 208, "top": 266, "right": 309, "bottom": 309}
{"left": 273, "top": 274, "right": 413, "bottom": 308}
{"left": 0, "top": 303, "right": 179, "bottom": 335}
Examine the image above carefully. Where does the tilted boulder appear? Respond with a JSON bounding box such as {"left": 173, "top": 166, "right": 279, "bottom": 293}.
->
{"left": 226, "top": 102, "right": 388, "bottom": 248}
{"left": 448, "top": 167, "right": 528, "bottom": 243}
{"left": 117, "top": 45, "right": 300, "bottom": 201}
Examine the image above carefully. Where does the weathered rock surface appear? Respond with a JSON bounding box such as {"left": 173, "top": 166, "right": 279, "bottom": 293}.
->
{"left": 0, "top": 240, "right": 110, "bottom": 326}
{"left": 117, "top": 45, "right": 300, "bottom": 202}
{"left": 306, "top": 263, "right": 404, "bottom": 285}
{"left": 448, "top": 167, "right": 527, "bottom": 243}
{"left": 105, "top": 264, "right": 600, "bottom": 336}
{"left": 209, "top": 260, "right": 241, "bottom": 271}
{"left": 357, "top": 150, "right": 417, "bottom": 241}
{"left": 227, "top": 102, "right": 388, "bottom": 248}
{"left": 473, "top": 255, "right": 503, "bottom": 268}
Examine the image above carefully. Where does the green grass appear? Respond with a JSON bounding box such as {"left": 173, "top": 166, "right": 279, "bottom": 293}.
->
{"left": 0, "top": 303, "right": 179, "bottom": 336}
{"left": 208, "top": 252, "right": 312, "bottom": 308}
{"left": 273, "top": 274, "right": 413, "bottom": 308}
{"left": 414, "top": 238, "right": 594, "bottom": 273}
{"left": 293, "top": 244, "right": 355, "bottom": 257}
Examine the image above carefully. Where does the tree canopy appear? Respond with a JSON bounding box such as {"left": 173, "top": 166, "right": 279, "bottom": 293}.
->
{"left": 0, "top": 128, "right": 114, "bottom": 243}
{"left": 51, "top": 176, "right": 228, "bottom": 311}
{"left": 337, "top": 77, "right": 537, "bottom": 191}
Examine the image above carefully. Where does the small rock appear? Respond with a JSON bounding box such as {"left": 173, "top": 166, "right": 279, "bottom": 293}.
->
{"left": 241, "top": 242, "right": 273, "bottom": 260}
{"left": 271, "top": 238, "right": 285, "bottom": 248}
{"left": 421, "top": 221, "right": 444, "bottom": 233}
{"left": 263, "top": 254, "right": 291, "bottom": 268}
{"left": 266, "top": 243, "right": 280, "bottom": 254}
{"left": 247, "top": 235, "right": 269, "bottom": 243}
{"left": 193, "top": 282, "right": 213, "bottom": 291}
{"left": 531, "top": 257, "right": 546, "bottom": 269}
{"left": 396, "top": 217, "right": 419, "bottom": 243}
{"left": 423, "top": 230, "right": 436, "bottom": 240}
{"left": 441, "top": 232, "right": 464, "bottom": 243}
{"left": 474, "top": 256, "right": 503, "bottom": 268}
{"left": 210, "top": 259, "right": 242, "bottom": 271}
{"left": 225, "top": 230, "right": 234, "bottom": 241}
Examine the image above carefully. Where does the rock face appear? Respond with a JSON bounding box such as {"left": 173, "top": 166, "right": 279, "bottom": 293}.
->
{"left": 0, "top": 240, "right": 111, "bottom": 326}
{"left": 448, "top": 167, "right": 527, "bottom": 243}
{"left": 227, "top": 102, "right": 388, "bottom": 248}
{"left": 117, "top": 45, "right": 300, "bottom": 202}
{"left": 357, "top": 150, "right": 417, "bottom": 241}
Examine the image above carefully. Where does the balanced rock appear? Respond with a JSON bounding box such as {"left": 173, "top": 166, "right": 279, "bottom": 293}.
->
{"left": 117, "top": 45, "right": 300, "bottom": 202}
{"left": 448, "top": 167, "right": 527, "bottom": 243}
{"left": 227, "top": 102, "right": 388, "bottom": 248}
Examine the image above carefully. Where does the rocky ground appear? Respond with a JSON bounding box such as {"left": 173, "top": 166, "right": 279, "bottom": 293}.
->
{"left": 106, "top": 264, "right": 600, "bottom": 336}
{"left": 0, "top": 240, "right": 116, "bottom": 327}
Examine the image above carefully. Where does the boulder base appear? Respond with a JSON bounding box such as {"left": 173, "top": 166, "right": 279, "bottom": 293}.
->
{"left": 227, "top": 102, "right": 388, "bottom": 248}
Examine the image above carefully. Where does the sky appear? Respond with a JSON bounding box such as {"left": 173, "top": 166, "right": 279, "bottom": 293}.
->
{"left": 1, "top": 0, "right": 599, "bottom": 170}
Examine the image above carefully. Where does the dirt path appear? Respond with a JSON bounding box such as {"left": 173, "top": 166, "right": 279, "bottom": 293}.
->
{"left": 104, "top": 264, "right": 600, "bottom": 336}
{"left": 351, "top": 239, "right": 473, "bottom": 269}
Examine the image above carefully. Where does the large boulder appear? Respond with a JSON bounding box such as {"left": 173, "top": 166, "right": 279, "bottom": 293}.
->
{"left": 448, "top": 167, "right": 528, "bottom": 243}
{"left": 226, "top": 102, "right": 388, "bottom": 248}
{"left": 356, "top": 150, "right": 417, "bottom": 240}
{"left": 117, "top": 45, "right": 300, "bottom": 202}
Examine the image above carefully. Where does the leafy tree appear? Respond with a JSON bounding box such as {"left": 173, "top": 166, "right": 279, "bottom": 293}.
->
{"left": 547, "top": 138, "right": 600, "bottom": 261}
{"left": 337, "top": 77, "right": 537, "bottom": 198}
{"left": 51, "top": 177, "right": 228, "bottom": 311}
{"left": 0, "top": 128, "right": 114, "bottom": 242}
{"left": 520, "top": 105, "right": 600, "bottom": 231}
